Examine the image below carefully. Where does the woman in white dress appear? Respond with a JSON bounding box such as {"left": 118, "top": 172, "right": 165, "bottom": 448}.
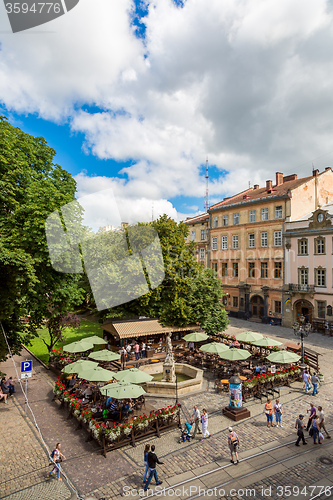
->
{"left": 201, "top": 408, "right": 211, "bottom": 441}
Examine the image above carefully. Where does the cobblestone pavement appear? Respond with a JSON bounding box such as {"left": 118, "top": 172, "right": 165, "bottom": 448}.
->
{"left": 0, "top": 318, "right": 332, "bottom": 500}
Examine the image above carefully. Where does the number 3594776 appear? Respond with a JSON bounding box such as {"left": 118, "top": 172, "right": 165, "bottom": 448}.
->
{"left": 5, "top": 3, "right": 62, "bottom": 14}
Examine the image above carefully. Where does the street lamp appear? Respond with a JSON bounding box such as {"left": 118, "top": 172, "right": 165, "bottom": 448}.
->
{"left": 292, "top": 315, "right": 311, "bottom": 369}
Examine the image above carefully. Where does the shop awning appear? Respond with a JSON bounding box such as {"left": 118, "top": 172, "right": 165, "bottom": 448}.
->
{"left": 101, "top": 318, "right": 200, "bottom": 340}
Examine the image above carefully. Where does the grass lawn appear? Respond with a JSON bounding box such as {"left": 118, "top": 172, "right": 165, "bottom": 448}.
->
{"left": 27, "top": 319, "right": 103, "bottom": 364}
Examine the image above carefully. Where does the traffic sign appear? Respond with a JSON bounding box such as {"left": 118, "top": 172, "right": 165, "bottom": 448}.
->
{"left": 21, "top": 372, "right": 32, "bottom": 379}
{"left": 21, "top": 360, "right": 32, "bottom": 373}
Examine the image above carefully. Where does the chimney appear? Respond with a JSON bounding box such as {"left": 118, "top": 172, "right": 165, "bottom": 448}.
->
{"left": 325, "top": 167, "right": 331, "bottom": 171}
{"left": 266, "top": 180, "right": 272, "bottom": 191}
{"left": 253, "top": 184, "right": 259, "bottom": 190}
{"left": 283, "top": 174, "right": 297, "bottom": 182}
{"left": 276, "top": 172, "right": 283, "bottom": 186}
{"left": 312, "top": 169, "right": 319, "bottom": 177}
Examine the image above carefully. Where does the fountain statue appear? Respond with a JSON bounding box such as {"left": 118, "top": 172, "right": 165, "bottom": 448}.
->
{"left": 162, "top": 332, "right": 176, "bottom": 382}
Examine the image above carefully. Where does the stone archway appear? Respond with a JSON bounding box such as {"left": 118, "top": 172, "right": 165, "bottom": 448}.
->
{"left": 250, "top": 295, "right": 264, "bottom": 318}
{"left": 293, "top": 299, "right": 313, "bottom": 324}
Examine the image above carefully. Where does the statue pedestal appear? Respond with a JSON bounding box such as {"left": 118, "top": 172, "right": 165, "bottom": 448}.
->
{"left": 162, "top": 360, "right": 176, "bottom": 382}
{"left": 222, "top": 407, "right": 250, "bottom": 421}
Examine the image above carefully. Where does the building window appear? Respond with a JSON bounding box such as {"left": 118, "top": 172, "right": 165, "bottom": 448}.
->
{"left": 200, "top": 248, "right": 205, "bottom": 259}
{"left": 233, "top": 296, "right": 238, "bottom": 308}
{"left": 213, "top": 216, "right": 218, "bottom": 228}
{"left": 212, "top": 237, "right": 217, "bottom": 250}
{"left": 315, "top": 268, "right": 326, "bottom": 287}
{"left": 212, "top": 262, "right": 217, "bottom": 273}
{"left": 274, "top": 262, "right": 282, "bottom": 279}
{"left": 261, "top": 207, "right": 269, "bottom": 220}
{"left": 327, "top": 305, "right": 332, "bottom": 316}
{"left": 233, "top": 212, "right": 239, "bottom": 225}
{"left": 222, "top": 214, "right": 229, "bottom": 226}
{"left": 298, "top": 238, "right": 308, "bottom": 255}
{"left": 298, "top": 268, "right": 308, "bottom": 286}
{"left": 261, "top": 232, "right": 268, "bottom": 247}
{"left": 190, "top": 230, "right": 195, "bottom": 241}
{"left": 317, "top": 301, "right": 326, "bottom": 319}
{"left": 274, "top": 301, "right": 282, "bottom": 314}
{"left": 249, "top": 262, "right": 255, "bottom": 278}
{"left": 222, "top": 236, "right": 228, "bottom": 249}
{"left": 221, "top": 263, "right": 227, "bottom": 277}
{"left": 248, "top": 233, "right": 255, "bottom": 248}
{"left": 201, "top": 229, "right": 206, "bottom": 240}
{"left": 249, "top": 210, "right": 256, "bottom": 222}
{"left": 274, "top": 231, "right": 282, "bottom": 246}
{"left": 232, "top": 235, "right": 239, "bottom": 249}
{"left": 315, "top": 237, "right": 325, "bottom": 254}
{"left": 275, "top": 206, "right": 283, "bottom": 219}
{"left": 261, "top": 262, "right": 268, "bottom": 278}
{"left": 232, "top": 262, "right": 238, "bottom": 277}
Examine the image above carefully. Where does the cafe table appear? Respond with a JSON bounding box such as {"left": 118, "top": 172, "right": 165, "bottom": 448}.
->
{"left": 220, "top": 379, "right": 229, "bottom": 384}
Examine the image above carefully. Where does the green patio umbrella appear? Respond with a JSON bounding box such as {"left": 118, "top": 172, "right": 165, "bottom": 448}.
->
{"left": 100, "top": 381, "right": 146, "bottom": 399}
{"left": 88, "top": 350, "right": 120, "bottom": 362}
{"left": 85, "top": 335, "right": 108, "bottom": 345}
{"left": 76, "top": 366, "right": 117, "bottom": 382}
{"left": 218, "top": 348, "right": 252, "bottom": 361}
{"left": 183, "top": 332, "right": 208, "bottom": 342}
{"left": 199, "top": 342, "right": 229, "bottom": 354}
{"left": 63, "top": 340, "right": 94, "bottom": 353}
{"left": 114, "top": 368, "right": 153, "bottom": 384}
{"left": 61, "top": 359, "right": 98, "bottom": 374}
{"left": 235, "top": 331, "right": 264, "bottom": 343}
{"left": 252, "top": 337, "right": 283, "bottom": 348}
{"left": 266, "top": 350, "right": 300, "bottom": 364}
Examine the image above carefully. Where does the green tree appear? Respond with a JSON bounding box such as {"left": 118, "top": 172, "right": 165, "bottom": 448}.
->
{"left": 0, "top": 116, "right": 83, "bottom": 360}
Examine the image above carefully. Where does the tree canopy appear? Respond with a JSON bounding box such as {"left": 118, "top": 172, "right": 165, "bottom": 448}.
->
{"left": 0, "top": 116, "right": 83, "bottom": 359}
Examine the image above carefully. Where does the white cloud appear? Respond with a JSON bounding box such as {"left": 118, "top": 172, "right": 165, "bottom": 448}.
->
{"left": 1, "top": 0, "right": 333, "bottom": 215}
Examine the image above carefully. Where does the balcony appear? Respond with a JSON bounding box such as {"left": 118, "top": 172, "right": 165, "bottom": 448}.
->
{"left": 287, "top": 284, "right": 315, "bottom": 293}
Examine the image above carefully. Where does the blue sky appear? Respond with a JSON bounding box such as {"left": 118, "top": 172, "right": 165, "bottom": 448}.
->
{"left": 1, "top": 0, "right": 333, "bottom": 225}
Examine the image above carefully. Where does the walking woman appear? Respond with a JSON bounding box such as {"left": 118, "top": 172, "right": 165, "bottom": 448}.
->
{"left": 274, "top": 399, "right": 283, "bottom": 427}
{"left": 48, "top": 443, "right": 66, "bottom": 480}
{"left": 143, "top": 444, "right": 150, "bottom": 484}
{"left": 264, "top": 399, "right": 274, "bottom": 427}
{"left": 201, "top": 408, "right": 211, "bottom": 441}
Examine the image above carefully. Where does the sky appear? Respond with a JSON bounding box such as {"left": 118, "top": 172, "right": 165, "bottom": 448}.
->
{"left": 1, "top": 0, "right": 333, "bottom": 228}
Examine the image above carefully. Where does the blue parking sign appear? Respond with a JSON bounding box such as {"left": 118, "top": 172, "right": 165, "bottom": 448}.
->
{"left": 21, "top": 360, "right": 32, "bottom": 373}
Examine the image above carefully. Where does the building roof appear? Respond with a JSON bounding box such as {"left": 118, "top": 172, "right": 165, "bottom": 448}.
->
{"left": 101, "top": 318, "right": 200, "bottom": 339}
{"left": 184, "top": 213, "right": 209, "bottom": 224}
{"left": 209, "top": 175, "right": 313, "bottom": 211}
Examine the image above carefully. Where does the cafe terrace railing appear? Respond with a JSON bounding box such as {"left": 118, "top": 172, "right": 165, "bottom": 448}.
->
{"left": 53, "top": 381, "right": 181, "bottom": 456}
{"left": 242, "top": 366, "right": 302, "bottom": 401}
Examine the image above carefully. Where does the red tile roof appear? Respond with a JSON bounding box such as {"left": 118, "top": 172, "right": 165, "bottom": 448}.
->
{"left": 184, "top": 213, "right": 209, "bottom": 224}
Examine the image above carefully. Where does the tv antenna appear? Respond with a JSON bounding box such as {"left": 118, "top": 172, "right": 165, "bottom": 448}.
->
{"left": 204, "top": 157, "right": 209, "bottom": 211}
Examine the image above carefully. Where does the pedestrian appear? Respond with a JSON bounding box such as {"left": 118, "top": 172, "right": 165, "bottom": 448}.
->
{"left": 143, "top": 444, "right": 150, "bottom": 484}
{"left": 264, "top": 399, "right": 274, "bottom": 427}
{"left": 274, "top": 399, "right": 283, "bottom": 427}
{"left": 311, "top": 373, "right": 320, "bottom": 396}
{"left": 48, "top": 443, "right": 66, "bottom": 480}
{"left": 303, "top": 370, "right": 311, "bottom": 393}
{"left": 317, "top": 406, "right": 331, "bottom": 439}
{"left": 306, "top": 403, "right": 317, "bottom": 431}
{"left": 295, "top": 415, "right": 307, "bottom": 446}
{"left": 0, "top": 386, "right": 8, "bottom": 403}
{"left": 228, "top": 427, "right": 240, "bottom": 464}
{"left": 190, "top": 405, "right": 201, "bottom": 437}
{"left": 120, "top": 347, "right": 126, "bottom": 370}
{"left": 134, "top": 342, "right": 140, "bottom": 361}
{"left": 141, "top": 342, "right": 146, "bottom": 358}
{"left": 311, "top": 415, "right": 320, "bottom": 444}
{"left": 143, "top": 445, "right": 164, "bottom": 491}
{"left": 200, "top": 409, "right": 211, "bottom": 441}
{"left": 1, "top": 378, "right": 10, "bottom": 399}
{"left": 4, "top": 377, "right": 15, "bottom": 395}
{"left": 126, "top": 343, "right": 132, "bottom": 362}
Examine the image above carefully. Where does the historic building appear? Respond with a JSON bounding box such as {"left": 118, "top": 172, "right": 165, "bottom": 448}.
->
{"left": 283, "top": 201, "right": 333, "bottom": 329}
{"left": 208, "top": 168, "right": 333, "bottom": 324}
{"left": 184, "top": 213, "right": 209, "bottom": 267}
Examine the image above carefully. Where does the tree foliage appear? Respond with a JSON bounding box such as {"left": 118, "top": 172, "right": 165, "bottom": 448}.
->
{"left": 0, "top": 116, "right": 84, "bottom": 359}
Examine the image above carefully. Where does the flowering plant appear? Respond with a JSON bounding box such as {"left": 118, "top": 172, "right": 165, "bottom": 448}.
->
{"left": 53, "top": 379, "right": 65, "bottom": 395}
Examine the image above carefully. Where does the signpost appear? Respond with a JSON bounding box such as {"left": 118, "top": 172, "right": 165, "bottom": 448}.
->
{"left": 21, "top": 360, "right": 32, "bottom": 414}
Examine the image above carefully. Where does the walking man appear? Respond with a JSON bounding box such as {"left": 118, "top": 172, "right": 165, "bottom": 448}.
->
{"left": 120, "top": 347, "right": 127, "bottom": 370}
{"left": 306, "top": 403, "right": 317, "bottom": 431}
{"left": 126, "top": 343, "right": 132, "bottom": 362}
{"left": 295, "top": 415, "right": 307, "bottom": 446}
{"left": 311, "top": 373, "right": 320, "bottom": 396}
{"left": 228, "top": 427, "right": 240, "bottom": 464}
{"left": 304, "top": 370, "right": 311, "bottom": 393}
{"left": 317, "top": 406, "right": 331, "bottom": 439}
{"left": 190, "top": 405, "right": 201, "bottom": 437}
{"left": 134, "top": 342, "right": 140, "bottom": 361}
{"left": 143, "top": 445, "right": 164, "bottom": 491}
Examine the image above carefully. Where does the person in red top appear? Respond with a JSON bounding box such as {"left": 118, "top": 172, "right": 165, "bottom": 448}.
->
{"left": 265, "top": 399, "right": 274, "bottom": 427}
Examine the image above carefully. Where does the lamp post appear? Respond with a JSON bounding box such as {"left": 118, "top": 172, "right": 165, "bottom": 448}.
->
{"left": 292, "top": 315, "right": 311, "bottom": 369}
